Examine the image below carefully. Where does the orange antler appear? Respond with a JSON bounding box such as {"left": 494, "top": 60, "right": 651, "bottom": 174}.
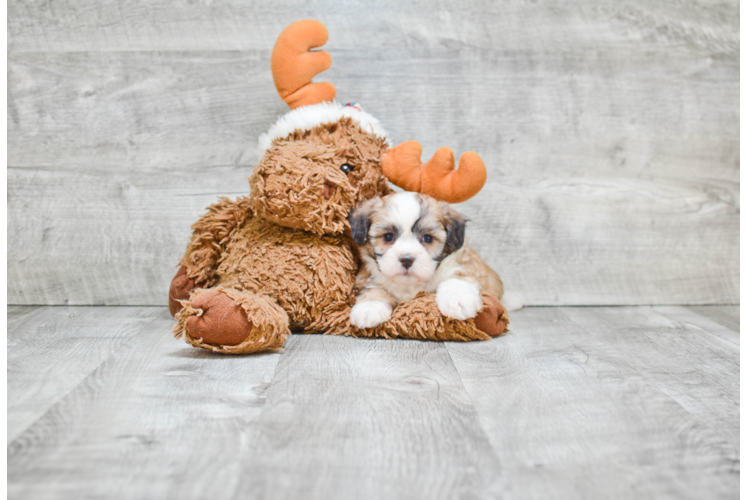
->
{"left": 381, "top": 141, "right": 487, "bottom": 203}
{"left": 271, "top": 20, "right": 337, "bottom": 109}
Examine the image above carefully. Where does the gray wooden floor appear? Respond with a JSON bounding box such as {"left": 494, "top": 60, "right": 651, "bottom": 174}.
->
{"left": 7, "top": 305, "right": 738, "bottom": 500}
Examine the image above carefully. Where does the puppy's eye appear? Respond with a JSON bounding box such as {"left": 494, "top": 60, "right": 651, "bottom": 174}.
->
{"left": 383, "top": 233, "right": 394, "bottom": 242}
{"left": 340, "top": 163, "right": 353, "bottom": 174}
{"left": 422, "top": 235, "right": 433, "bottom": 244}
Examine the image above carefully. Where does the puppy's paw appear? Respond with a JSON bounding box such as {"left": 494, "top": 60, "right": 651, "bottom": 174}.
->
{"left": 351, "top": 300, "right": 393, "bottom": 329}
{"left": 436, "top": 278, "right": 482, "bottom": 320}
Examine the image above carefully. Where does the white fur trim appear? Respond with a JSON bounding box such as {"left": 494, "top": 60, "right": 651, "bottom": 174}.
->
{"left": 501, "top": 291, "right": 525, "bottom": 312}
{"left": 258, "top": 101, "right": 389, "bottom": 153}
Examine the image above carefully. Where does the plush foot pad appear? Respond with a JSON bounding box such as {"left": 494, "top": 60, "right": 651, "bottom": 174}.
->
{"left": 474, "top": 294, "right": 510, "bottom": 337}
{"left": 185, "top": 289, "right": 253, "bottom": 346}
{"left": 174, "top": 287, "right": 290, "bottom": 354}
{"left": 169, "top": 267, "right": 199, "bottom": 317}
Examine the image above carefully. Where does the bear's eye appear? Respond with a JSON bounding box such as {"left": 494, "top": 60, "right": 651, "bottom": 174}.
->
{"left": 340, "top": 163, "right": 353, "bottom": 174}
{"left": 383, "top": 233, "right": 394, "bottom": 242}
{"left": 422, "top": 235, "right": 433, "bottom": 244}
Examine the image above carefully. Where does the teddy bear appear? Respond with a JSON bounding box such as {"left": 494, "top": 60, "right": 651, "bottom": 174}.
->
{"left": 168, "top": 20, "right": 509, "bottom": 354}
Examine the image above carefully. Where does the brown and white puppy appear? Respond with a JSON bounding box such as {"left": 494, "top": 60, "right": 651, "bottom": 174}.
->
{"left": 348, "top": 192, "right": 507, "bottom": 329}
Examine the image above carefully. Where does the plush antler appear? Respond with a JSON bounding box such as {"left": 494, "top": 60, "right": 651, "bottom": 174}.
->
{"left": 271, "top": 20, "right": 337, "bottom": 109}
{"left": 381, "top": 141, "right": 487, "bottom": 203}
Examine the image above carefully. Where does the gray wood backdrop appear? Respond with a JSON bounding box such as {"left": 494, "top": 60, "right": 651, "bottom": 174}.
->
{"left": 8, "top": 0, "right": 739, "bottom": 306}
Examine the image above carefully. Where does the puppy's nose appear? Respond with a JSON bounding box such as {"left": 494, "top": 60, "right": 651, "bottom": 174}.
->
{"left": 323, "top": 180, "right": 336, "bottom": 200}
{"left": 399, "top": 255, "right": 414, "bottom": 269}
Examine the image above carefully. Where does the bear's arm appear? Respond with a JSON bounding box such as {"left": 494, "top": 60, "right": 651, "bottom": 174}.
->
{"left": 178, "top": 196, "right": 254, "bottom": 287}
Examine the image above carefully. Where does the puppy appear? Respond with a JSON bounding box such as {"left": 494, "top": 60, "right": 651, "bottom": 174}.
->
{"left": 348, "top": 191, "right": 506, "bottom": 329}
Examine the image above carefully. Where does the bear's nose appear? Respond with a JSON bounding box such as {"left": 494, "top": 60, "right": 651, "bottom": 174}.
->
{"left": 399, "top": 255, "right": 414, "bottom": 269}
{"left": 323, "top": 180, "right": 336, "bottom": 200}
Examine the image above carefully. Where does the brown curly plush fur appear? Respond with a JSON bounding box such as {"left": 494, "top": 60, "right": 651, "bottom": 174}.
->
{"left": 331, "top": 293, "right": 508, "bottom": 341}
{"left": 171, "top": 118, "right": 507, "bottom": 354}
{"left": 252, "top": 119, "right": 391, "bottom": 235}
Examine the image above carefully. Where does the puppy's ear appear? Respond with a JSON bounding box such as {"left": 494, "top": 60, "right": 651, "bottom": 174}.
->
{"left": 442, "top": 206, "right": 467, "bottom": 256}
{"left": 348, "top": 197, "right": 381, "bottom": 246}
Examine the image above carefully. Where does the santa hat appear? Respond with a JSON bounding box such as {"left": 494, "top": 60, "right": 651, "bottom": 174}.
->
{"left": 259, "top": 101, "right": 388, "bottom": 152}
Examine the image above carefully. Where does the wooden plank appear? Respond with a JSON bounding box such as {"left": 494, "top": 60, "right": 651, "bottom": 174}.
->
{"left": 8, "top": 317, "right": 503, "bottom": 499}
{"left": 231, "top": 335, "right": 505, "bottom": 499}
{"left": 8, "top": 166, "right": 738, "bottom": 306}
{"left": 8, "top": 305, "right": 40, "bottom": 322}
{"left": 8, "top": 0, "right": 739, "bottom": 53}
{"left": 466, "top": 174, "right": 738, "bottom": 306}
{"left": 738, "top": 205, "right": 748, "bottom": 302}
{"left": 686, "top": 305, "right": 740, "bottom": 333}
{"left": 8, "top": 165, "right": 224, "bottom": 306}
{"left": 446, "top": 307, "right": 739, "bottom": 499}
{"left": 564, "top": 306, "right": 738, "bottom": 443}
{"left": 8, "top": 305, "right": 741, "bottom": 498}
{"left": 7, "top": 306, "right": 161, "bottom": 441}
{"left": 8, "top": 51, "right": 281, "bottom": 170}
{"left": 8, "top": 306, "right": 282, "bottom": 499}
{"left": 8, "top": 48, "right": 739, "bottom": 177}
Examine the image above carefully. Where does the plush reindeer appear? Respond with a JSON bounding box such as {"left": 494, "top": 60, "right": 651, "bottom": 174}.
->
{"left": 169, "top": 20, "right": 508, "bottom": 354}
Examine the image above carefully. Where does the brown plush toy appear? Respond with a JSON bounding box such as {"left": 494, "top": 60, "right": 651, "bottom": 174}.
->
{"left": 169, "top": 20, "right": 509, "bottom": 354}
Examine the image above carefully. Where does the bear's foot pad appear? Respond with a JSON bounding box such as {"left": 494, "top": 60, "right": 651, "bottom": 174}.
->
{"left": 474, "top": 294, "right": 509, "bottom": 337}
{"left": 185, "top": 288, "right": 253, "bottom": 346}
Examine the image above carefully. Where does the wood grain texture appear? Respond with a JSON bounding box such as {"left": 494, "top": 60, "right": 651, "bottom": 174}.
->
{"left": 7, "top": 306, "right": 161, "bottom": 441}
{"left": 8, "top": 307, "right": 503, "bottom": 499}
{"left": 8, "top": 165, "right": 738, "bottom": 306}
{"left": 230, "top": 334, "right": 505, "bottom": 500}
{"left": 686, "top": 305, "right": 740, "bottom": 333}
{"left": 447, "top": 306, "right": 739, "bottom": 499}
{"left": 8, "top": 306, "right": 282, "bottom": 499}
{"left": 8, "top": 305, "right": 739, "bottom": 499}
{"left": 8, "top": 0, "right": 740, "bottom": 53}
{"left": 8, "top": 51, "right": 278, "bottom": 170}
{"left": 7, "top": 1, "right": 739, "bottom": 306}
{"left": 8, "top": 166, "right": 221, "bottom": 305}
{"left": 738, "top": 205, "right": 748, "bottom": 305}
{"left": 8, "top": 42, "right": 739, "bottom": 176}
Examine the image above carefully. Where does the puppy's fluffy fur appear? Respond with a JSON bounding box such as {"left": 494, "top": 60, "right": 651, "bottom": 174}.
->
{"left": 348, "top": 192, "right": 505, "bottom": 329}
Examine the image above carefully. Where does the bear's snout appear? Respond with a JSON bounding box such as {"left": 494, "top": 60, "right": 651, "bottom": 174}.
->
{"left": 323, "top": 179, "right": 337, "bottom": 200}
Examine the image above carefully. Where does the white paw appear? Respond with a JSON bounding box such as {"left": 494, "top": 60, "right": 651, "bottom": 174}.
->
{"left": 436, "top": 278, "right": 482, "bottom": 320}
{"left": 350, "top": 300, "right": 393, "bottom": 329}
